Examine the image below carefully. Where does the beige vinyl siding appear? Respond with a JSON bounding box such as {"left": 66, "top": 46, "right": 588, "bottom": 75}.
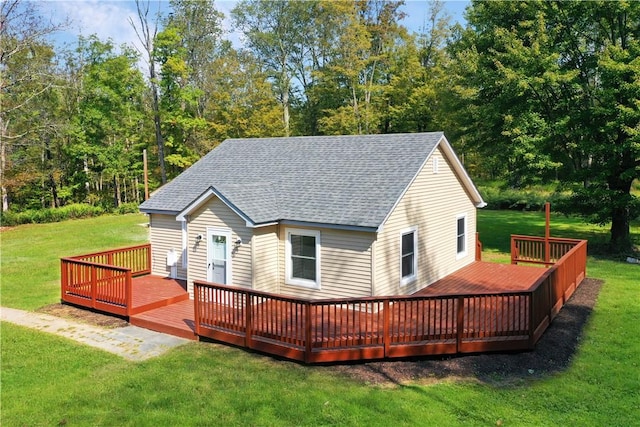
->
{"left": 186, "top": 197, "right": 253, "bottom": 296}
{"left": 149, "top": 214, "right": 187, "bottom": 279}
{"left": 375, "top": 146, "right": 477, "bottom": 296}
{"left": 278, "top": 226, "right": 374, "bottom": 299}
{"left": 252, "top": 225, "right": 279, "bottom": 293}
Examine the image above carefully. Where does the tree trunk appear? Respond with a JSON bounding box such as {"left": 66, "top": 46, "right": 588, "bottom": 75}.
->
{"left": 151, "top": 71, "right": 167, "bottom": 184}
{"left": 610, "top": 206, "right": 631, "bottom": 251}
{"left": 608, "top": 174, "right": 633, "bottom": 252}
{"left": 113, "top": 174, "right": 121, "bottom": 208}
{"left": 49, "top": 172, "right": 59, "bottom": 208}
{"left": 132, "top": 0, "right": 166, "bottom": 183}
{"left": 282, "top": 89, "right": 290, "bottom": 137}
{"left": 1, "top": 118, "right": 9, "bottom": 212}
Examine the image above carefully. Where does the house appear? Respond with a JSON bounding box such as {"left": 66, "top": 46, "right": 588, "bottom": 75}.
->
{"left": 139, "top": 132, "right": 486, "bottom": 300}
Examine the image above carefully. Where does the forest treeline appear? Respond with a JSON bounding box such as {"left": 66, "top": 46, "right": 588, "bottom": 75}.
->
{"left": 1, "top": 0, "right": 638, "bottom": 250}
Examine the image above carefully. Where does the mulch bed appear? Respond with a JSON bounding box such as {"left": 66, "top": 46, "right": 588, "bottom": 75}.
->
{"left": 327, "top": 277, "right": 603, "bottom": 386}
{"left": 38, "top": 278, "right": 602, "bottom": 387}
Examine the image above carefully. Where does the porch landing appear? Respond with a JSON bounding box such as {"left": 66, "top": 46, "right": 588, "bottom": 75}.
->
{"left": 130, "top": 276, "right": 189, "bottom": 315}
{"left": 128, "top": 276, "right": 195, "bottom": 340}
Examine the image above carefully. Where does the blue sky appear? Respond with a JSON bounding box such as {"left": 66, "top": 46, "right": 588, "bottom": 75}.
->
{"left": 39, "top": 0, "right": 469, "bottom": 51}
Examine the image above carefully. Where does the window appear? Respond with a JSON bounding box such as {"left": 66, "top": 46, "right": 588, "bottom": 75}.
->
{"left": 400, "top": 227, "right": 417, "bottom": 285}
{"left": 457, "top": 215, "right": 467, "bottom": 258}
{"left": 285, "top": 229, "right": 320, "bottom": 288}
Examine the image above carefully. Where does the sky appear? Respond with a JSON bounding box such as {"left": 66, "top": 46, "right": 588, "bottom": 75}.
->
{"left": 38, "top": 0, "right": 470, "bottom": 53}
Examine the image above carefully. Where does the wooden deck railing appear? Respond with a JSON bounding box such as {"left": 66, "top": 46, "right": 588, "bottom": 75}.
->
{"left": 60, "top": 244, "right": 151, "bottom": 316}
{"left": 194, "top": 237, "right": 586, "bottom": 363}
{"left": 68, "top": 243, "right": 151, "bottom": 276}
{"left": 511, "top": 235, "right": 582, "bottom": 266}
{"left": 194, "top": 282, "right": 544, "bottom": 363}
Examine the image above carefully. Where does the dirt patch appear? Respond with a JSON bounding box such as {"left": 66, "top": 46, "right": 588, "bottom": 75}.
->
{"left": 37, "top": 304, "right": 129, "bottom": 328}
{"left": 326, "top": 278, "right": 603, "bottom": 387}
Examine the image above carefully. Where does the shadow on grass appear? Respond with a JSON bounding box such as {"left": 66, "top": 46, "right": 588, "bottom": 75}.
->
{"left": 328, "top": 278, "right": 603, "bottom": 388}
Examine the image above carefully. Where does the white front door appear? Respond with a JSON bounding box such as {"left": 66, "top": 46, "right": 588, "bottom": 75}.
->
{"left": 207, "top": 228, "right": 232, "bottom": 284}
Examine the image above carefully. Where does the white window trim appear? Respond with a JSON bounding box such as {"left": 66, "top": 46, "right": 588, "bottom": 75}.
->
{"left": 285, "top": 228, "right": 321, "bottom": 289}
{"left": 400, "top": 226, "right": 418, "bottom": 286}
{"left": 181, "top": 219, "right": 188, "bottom": 269}
{"left": 456, "top": 214, "right": 468, "bottom": 259}
{"left": 433, "top": 156, "right": 439, "bottom": 174}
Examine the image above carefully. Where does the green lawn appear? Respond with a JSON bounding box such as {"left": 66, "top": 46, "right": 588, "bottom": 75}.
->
{"left": 1, "top": 211, "right": 639, "bottom": 426}
{"left": 1, "top": 213, "right": 149, "bottom": 310}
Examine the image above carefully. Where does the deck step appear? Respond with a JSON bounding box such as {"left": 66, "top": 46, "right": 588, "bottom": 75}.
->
{"left": 130, "top": 292, "right": 190, "bottom": 315}
{"left": 130, "top": 299, "right": 197, "bottom": 341}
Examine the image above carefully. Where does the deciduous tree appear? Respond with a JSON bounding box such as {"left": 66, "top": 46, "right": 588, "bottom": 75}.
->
{"left": 451, "top": 0, "right": 640, "bottom": 250}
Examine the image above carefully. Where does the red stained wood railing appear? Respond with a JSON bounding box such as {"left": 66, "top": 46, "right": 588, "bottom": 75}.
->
{"left": 511, "top": 235, "right": 582, "bottom": 267}
{"left": 60, "top": 244, "right": 151, "bottom": 316}
{"left": 69, "top": 244, "right": 151, "bottom": 276}
{"left": 194, "top": 237, "right": 587, "bottom": 363}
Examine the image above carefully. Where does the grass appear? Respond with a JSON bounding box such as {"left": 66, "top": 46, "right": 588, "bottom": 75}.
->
{"left": 1, "top": 211, "right": 639, "bottom": 426}
{"left": 0, "top": 213, "right": 149, "bottom": 310}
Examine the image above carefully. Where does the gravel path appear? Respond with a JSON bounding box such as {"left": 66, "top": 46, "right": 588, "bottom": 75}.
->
{"left": 1, "top": 307, "right": 189, "bottom": 361}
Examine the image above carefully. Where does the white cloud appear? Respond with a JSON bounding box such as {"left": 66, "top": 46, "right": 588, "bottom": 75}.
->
{"left": 39, "top": 1, "right": 145, "bottom": 50}
{"left": 39, "top": 0, "right": 241, "bottom": 53}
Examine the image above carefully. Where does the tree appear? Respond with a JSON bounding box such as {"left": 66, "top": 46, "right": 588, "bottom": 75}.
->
{"left": 202, "top": 43, "right": 283, "bottom": 140}
{"left": 451, "top": 0, "right": 640, "bottom": 250}
{"left": 151, "top": 0, "right": 224, "bottom": 175}
{"left": 314, "top": 0, "right": 409, "bottom": 135}
{"left": 379, "top": 0, "right": 452, "bottom": 134}
{"left": 68, "top": 36, "right": 146, "bottom": 207}
{"left": 130, "top": 0, "right": 167, "bottom": 184}
{"left": 0, "top": 0, "right": 66, "bottom": 211}
{"left": 233, "top": 0, "right": 313, "bottom": 136}
{"left": 166, "top": 0, "right": 223, "bottom": 119}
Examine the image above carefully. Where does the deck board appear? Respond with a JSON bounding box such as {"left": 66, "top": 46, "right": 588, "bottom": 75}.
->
{"left": 414, "top": 261, "right": 546, "bottom": 296}
{"left": 131, "top": 275, "right": 188, "bottom": 308}
{"left": 130, "top": 299, "right": 196, "bottom": 340}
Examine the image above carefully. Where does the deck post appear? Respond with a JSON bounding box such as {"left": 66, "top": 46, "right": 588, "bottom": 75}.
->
{"left": 125, "top": 270, "right": 132, "bottom": 317}
{"left": 475, "top": 232, "right": 482, "bottom": 261}
{"left": 304, "top": 302, "right": 312, "bottom": 364}
{"left": 383, "top": 299, "right": 390, "bottom": 357}
{"left": 510, "top": 236, "right": 517, "bottom": 265}
{"left": 245, "top": 291, "right": 253, "bottom": 349}
{"left": 528, "top": 288, "right": 536, "bottom": 349}
{"left": 90, "top": 265, "right": 97, "bottom": 310}
{"left": 145, "top": 244, "right": 152, "bottom": 274}
{"left": 548, "top": 268, "right": 556, "bottom": 321}
{"left": 193, "top": 284, "right": 201, "bottom": 337}
{"left": 456, "top": 296, "right": 465, "bottom": 352}
{"left": 545, "top": 202, "right": 551, "bottom": 265}
{"left": 60, "top": 260, "right": 67, "bottom": 302}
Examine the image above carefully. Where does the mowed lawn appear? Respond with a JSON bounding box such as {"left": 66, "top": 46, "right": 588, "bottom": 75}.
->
{"left": 1, "top": 211, "right": 639, "bottom": 426}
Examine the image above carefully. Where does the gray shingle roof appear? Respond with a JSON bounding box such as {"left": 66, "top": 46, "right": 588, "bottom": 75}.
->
{"left": 140, "top": 132, "right": 447, "bottom": 229}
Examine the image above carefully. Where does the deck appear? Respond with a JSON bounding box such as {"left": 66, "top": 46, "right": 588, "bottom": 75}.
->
{"left": 416, "top": 261, "right": 547, "bottom": 295}
{"left": 130, "top": 298, "right": 195, "bottom": 340}
{"left": 119, "top": 262, "right": 549, "bottom": 349}
{"left": 60, "top": 235, "right": 587, "bottom": 363}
